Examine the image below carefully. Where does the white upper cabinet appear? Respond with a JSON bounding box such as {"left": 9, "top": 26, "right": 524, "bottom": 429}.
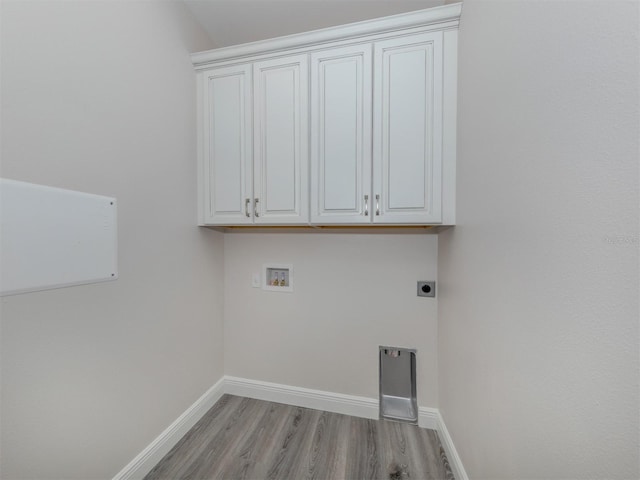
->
{"left": 193, "top": 4, "right": 461, "bottom": 226}
{"left": 373, "top": 32, "right": 443, "bottom": 224}
{"left": 253, "top": 55, "right": 309, "bottom": 224}
{"left": 310, "top": 34, "right": 446, "bottom": 225}
{"left": 310, "top": 45, "right": 372, "bottom": 224}
{"left": 200, "top": 64, "right": 252, "bottom": 225}
{"left": 198, "top": 55, "right": 308, "bottom": 225}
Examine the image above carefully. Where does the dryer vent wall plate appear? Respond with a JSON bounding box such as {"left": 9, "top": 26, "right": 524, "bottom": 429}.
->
{"left": 379, "top": 346, "right": 417, "bottom": 424}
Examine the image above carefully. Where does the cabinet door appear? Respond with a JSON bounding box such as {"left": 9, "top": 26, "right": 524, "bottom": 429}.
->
{"left": 253, "top": 54, "right": 309, "bottom": 224}
{"left": 310, "top": 45, "right": 372, "bottom": 224}
{"left": 373, "top": 32, "right": 443, "bottom": 224}
{"left": 201, "top": 64, "right": 253, "bottom": 225}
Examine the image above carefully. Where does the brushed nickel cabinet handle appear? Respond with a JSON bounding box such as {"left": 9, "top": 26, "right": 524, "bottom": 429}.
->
{"left": 364, "top": 195, "right": 369, "bottom": 216}
{"left": 254, "top": 198, "right": 260, "bottom": 217}
{"left": 375, "top": 194, "right": 380, "bottom": 216}
{"left": 245, "top": 198, "right": 250, "bottom": 217}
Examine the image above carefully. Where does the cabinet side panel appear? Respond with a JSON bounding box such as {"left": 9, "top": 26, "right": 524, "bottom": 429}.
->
{"left": 441, "top": 29, "right": 458, "bottom": 225}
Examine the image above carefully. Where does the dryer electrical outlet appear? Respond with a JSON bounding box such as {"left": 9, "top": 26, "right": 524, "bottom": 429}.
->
{"left": 417, "top": 281, "right": 436, "bottom": 297}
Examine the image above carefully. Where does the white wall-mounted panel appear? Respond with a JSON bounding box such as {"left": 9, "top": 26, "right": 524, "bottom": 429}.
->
{"left": 0, "top": 179, "right": 118, "bottom": 296}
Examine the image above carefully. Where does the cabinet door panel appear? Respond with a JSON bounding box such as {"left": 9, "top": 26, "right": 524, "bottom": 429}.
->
{"left": 311, "top": 45, "right": 372, "bottom": 224}
{"left": 373, "top": 32, "right": 443, "bottom": 223}
{"left": 202, "top": 65, "right": 252, "bottom": 224}
{"left": 253, "top": 55, "right": 309, "bottom": 224}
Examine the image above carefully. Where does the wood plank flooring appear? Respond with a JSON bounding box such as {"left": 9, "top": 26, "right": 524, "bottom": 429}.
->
{"left": 145, "top": 395, "right": 454, "bottom": 480}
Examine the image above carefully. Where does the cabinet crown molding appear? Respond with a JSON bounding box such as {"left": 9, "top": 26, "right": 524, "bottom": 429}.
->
{"left": 191, "top": 3, "right": 462, "bottom": 68}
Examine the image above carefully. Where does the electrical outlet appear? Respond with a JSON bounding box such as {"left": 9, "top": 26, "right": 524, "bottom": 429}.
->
{"left": 417, "top": 281, "right": 436, "bottom": 297}
{"left": 252, "top": 273, "right": 261, "bottom": 288}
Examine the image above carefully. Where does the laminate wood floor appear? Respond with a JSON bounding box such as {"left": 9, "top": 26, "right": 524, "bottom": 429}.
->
{"left": 145, "top": 395, "right": 454, "bottom": 480}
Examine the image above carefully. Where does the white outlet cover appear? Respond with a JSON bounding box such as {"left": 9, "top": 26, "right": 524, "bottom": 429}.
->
{"left": 252, "top": 273, "right": 260, "bottom": 288}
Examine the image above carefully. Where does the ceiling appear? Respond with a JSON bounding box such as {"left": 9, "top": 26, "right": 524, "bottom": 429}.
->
{"left": 183, "top": 0, "right": 447, "bottom": 48}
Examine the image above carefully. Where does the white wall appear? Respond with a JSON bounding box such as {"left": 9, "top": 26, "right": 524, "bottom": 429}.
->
{"left": 184, "top": 0, "right": 444, "bottom": 47}
{"left": 438, "top": 1, "right": 639, "bottom": 479}
{"left": 0, "top": 1, "right": 223, "bottom": 478}
{"left": 224, "top": 231, "right": 439, "bottom": 407}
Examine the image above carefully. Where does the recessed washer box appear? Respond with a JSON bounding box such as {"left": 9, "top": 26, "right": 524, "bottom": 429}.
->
{"left": 263, "top": 263, "right": 293, "bottom": 292}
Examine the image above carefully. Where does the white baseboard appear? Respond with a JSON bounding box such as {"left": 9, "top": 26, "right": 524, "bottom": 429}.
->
{"left": 436, "top": 413, "right": 469, "bottom": 480}
{"left": 224, "top": 375, "right": 379, "bottom": 420}
{"left": 418, "top": 406, "right": 439, "bottom": 430}
{"left": 113, "top": 376, "right": 467, "bottom": 480}
{"left": 112, "top": 377, "right": 225, "bottom": 480}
